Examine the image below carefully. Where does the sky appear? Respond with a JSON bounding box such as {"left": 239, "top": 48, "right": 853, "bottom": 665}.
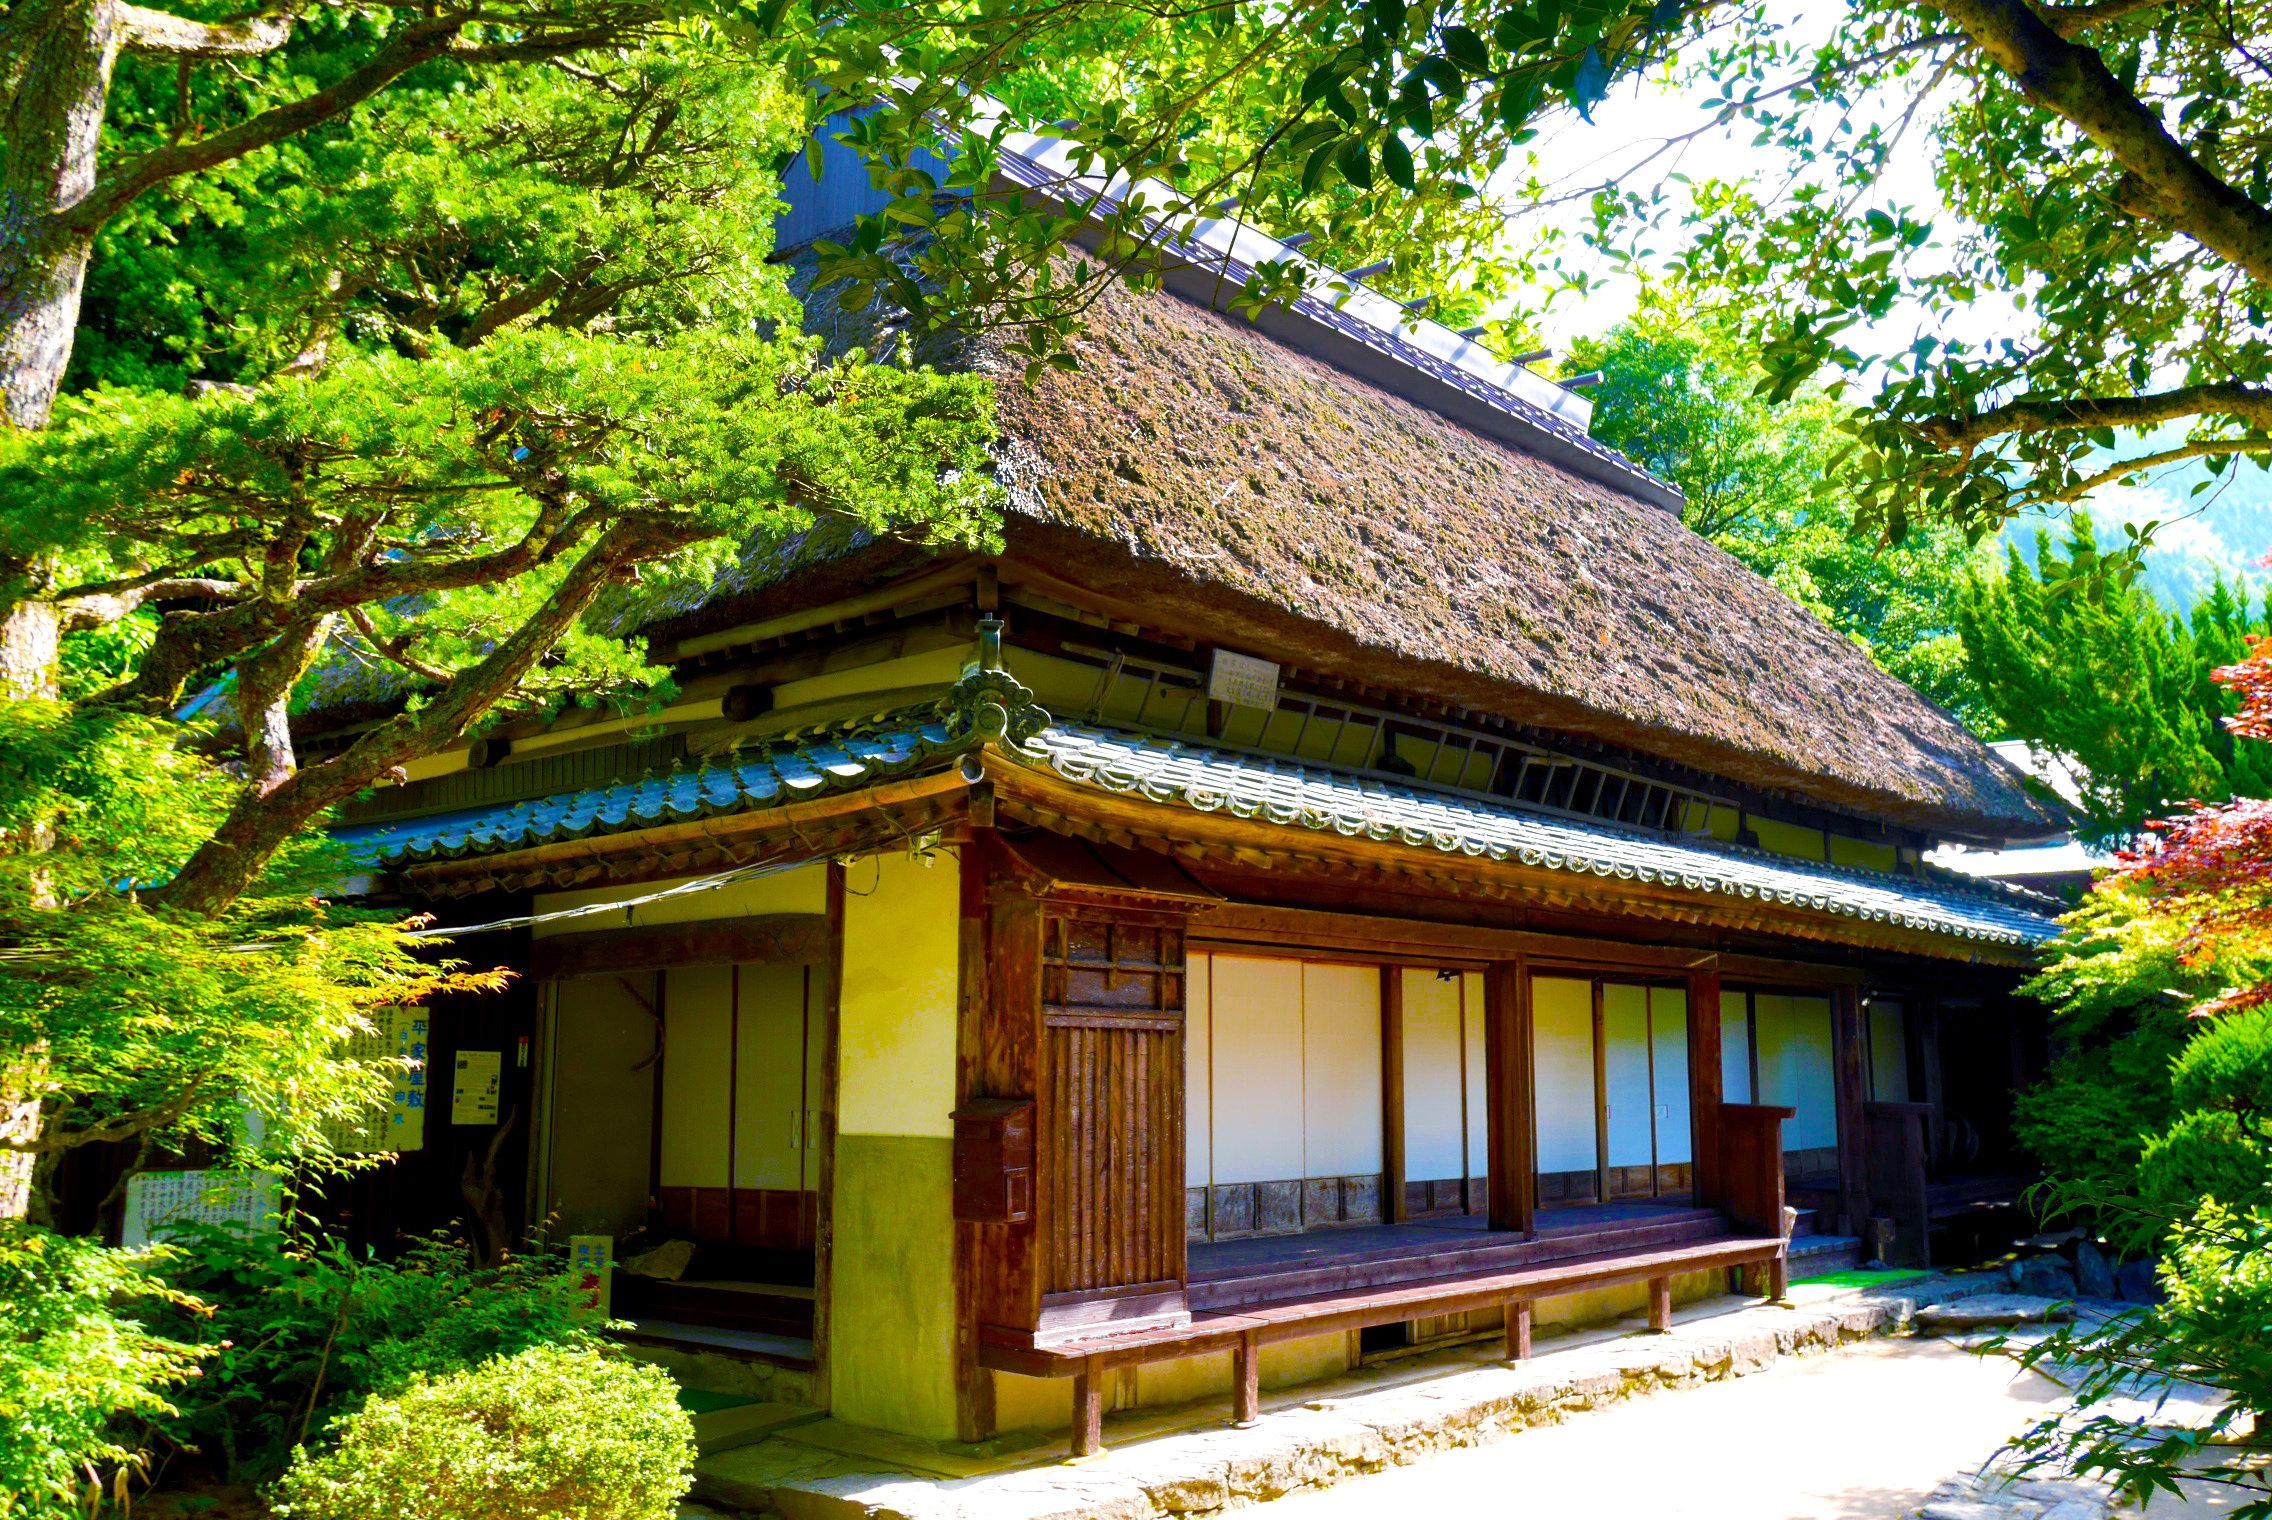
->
{"left": 1497, "top": 36, "right": 2272, "bottom": 607}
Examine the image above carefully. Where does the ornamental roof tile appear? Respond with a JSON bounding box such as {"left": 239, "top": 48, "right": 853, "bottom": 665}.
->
{"left": 338, "top": 700, "right": 2058, "bottom": 950}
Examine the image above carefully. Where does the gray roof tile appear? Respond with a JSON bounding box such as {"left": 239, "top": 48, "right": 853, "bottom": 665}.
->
{"left": 336, "top": 705, "right": 2057, "bottom": 949}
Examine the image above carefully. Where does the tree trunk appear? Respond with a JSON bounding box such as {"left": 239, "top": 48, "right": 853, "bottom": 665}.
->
{"left": 3, "top": 0, "right": 124, "bottom": 432}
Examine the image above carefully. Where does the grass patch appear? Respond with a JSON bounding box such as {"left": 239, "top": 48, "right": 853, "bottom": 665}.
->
{"left": 1800, "top": 1268, "right": 1934, "bottom": 1289}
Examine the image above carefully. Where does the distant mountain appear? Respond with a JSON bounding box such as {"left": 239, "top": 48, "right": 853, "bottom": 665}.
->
{"left": 1998, "top": 452, "right": 2272, "bottom": 613}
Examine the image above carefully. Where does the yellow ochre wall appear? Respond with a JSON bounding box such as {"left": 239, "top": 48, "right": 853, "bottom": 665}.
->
{"left": 831, "top": 848, "right": 963, "bottom": 1439}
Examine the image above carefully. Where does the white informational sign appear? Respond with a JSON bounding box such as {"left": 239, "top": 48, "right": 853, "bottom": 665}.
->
{"left": 569, "top": 1235, "right": 613, "bottom": 1318}
{"left": 1208, "top": 648, "right": 1281, "bottom": 710}
{"left": 322, "top": 1006, "right": 429, "bottom": 1154}
{"left": 452, "top": 1049, "right": 502, "bottom": 1126}
{"left": 120, "top": 1170, "right": 279, "bottom": 1248}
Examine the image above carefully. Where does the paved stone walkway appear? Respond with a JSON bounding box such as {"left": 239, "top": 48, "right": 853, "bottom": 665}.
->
{"left": 688, "top": 1274, "right": 1999, "bottom": 1520}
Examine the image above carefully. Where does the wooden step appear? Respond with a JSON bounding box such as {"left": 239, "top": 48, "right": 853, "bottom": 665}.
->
{"left": 1190, "top": 1212, "right": 1733, "bottom": 1312}
{"left": 613, "top": 1277, "right": 815, "bottom": 1338}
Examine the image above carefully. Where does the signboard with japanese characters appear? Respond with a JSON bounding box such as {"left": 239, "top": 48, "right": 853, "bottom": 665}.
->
{"left": 320, "top": 1005, "right": 428, "bottom": 1154}
{"left": 1207, "top": 648, "right": 1281, "bottom": 710}
{"left": 569, "top": 1235, "right": 613, "bottom": 1318}
{"left": 451, "top": 1049, "right": 502, "bottom": 1126}
{"left": 120, "top": 1170, "right": 279, "bottom": 1248}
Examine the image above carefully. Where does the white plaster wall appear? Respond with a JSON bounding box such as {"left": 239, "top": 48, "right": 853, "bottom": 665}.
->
{"left": 1602, "top": 983, "right": 1653, "bottom": 1170}
{"left": 1302, "top": 963, "right": 1382, "bottom": 1178}
{"left": 733, "top": 963, "right": 812, "bottom": 1191}
{"left": 1462, "top": 972, "right": 1488, "bottom": 1182}
{"left": 1533, "top": 977, "right": 1596, "bottom": 1174}
{"left": 1722, "top": 996, "right": 1753, "bottom": 1105}
{"left": 659, "top": 964, "right": 733, "bottom": 1187}
{"left": 1756, "top": 994, "right": 1838, "bottom": 1151}
{"left": 1207, "top": 956, "right": 1305, "bottom": 1183}
{"left": 1651, "top": 987, "right": 1692, "bottom": 1166}
{"left": 1868, "top": 1001, "right": 1908, "bottom": 1102}
{"left": 1402, "top": 968, "right": 1465, "bottom": 1181}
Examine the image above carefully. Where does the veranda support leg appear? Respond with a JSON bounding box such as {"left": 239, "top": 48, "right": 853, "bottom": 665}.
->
{"left": 1504, "top": 1300, "right": 1532, "bottom": 1362}
{"left": 1070, "top": 1361, "right": 1105, "bottom": 1459}
{"left": 1648, "top": 1275, "right": 1673, "bottom": 1333}
{"left": 1232, "top": 1332, "right": 1261, "bottom": 1428}
{"left": 1769, "top": 1251, "right": 1790, "bottom": 1302}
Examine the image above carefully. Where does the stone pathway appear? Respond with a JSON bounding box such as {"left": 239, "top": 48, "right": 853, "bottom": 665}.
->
{"left": 687, "top": 1273, "right": 1999, "bottom": 1520}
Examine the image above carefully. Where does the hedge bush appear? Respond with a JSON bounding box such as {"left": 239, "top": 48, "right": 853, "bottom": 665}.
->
{"left": 269, "top": 1343, "right": 695, "bottom": 1520}
{"left": 0, "top": 1226, "right": 206, "bottom": 1519}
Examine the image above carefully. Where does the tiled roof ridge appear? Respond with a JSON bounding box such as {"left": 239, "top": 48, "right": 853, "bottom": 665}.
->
{"left": 334, "top": 649, "right": 2055, "bottom": 948}
{"left": 1016, "top": 720, "right": 2058, "bottom": 920}
{"left": 1009, "top": 722, "right": 2055, "bottom": 948}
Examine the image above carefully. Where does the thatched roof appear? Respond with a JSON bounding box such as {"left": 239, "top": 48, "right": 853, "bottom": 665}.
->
{"left": 641, "top": 262, "right": 2058, "bottom": 846}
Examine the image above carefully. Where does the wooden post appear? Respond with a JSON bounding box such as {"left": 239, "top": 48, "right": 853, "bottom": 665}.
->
{"left": 1381, "top": 966, "right": 1406, "bottom": 1223}
{"left": 1832, "top": 985, "right": 1871, "bottom": 1238}
{"left": 1070, "top": 1359, "right": 1105, "bottom": 1459}
{"left": 1504, "top": 1300, "right": 1532, "bottom": 1362}
{"left": 1648, "top": 1274, "right": 1673, "bottom": 1332}
{"left": 1483, "top": 957, "right": 1535, "bottom": 1235}
{"left": 1232, "top": 1331, "right": 1261, "bottom": 1427}
{"left": 809, "top": 864, "right": 846, "bottom": 1414}
{"left": 953, "top": 847, "right": 996, "bottom": 1444}
{"left": 1686, "top": 968, "right": 1724, "bottom": 1208}
{"left": 1591, "top": 979, "right": 1609, "bottom": 1205}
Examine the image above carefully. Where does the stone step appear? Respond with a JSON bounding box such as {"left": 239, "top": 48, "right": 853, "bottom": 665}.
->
{"left": 1788, "top": 1235, "right": 1865, "bottom": 1279}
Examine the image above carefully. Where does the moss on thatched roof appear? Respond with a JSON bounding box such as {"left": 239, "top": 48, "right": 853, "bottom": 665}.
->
{"left": 643, "top": 263, "right": 2054, "bottom": 845}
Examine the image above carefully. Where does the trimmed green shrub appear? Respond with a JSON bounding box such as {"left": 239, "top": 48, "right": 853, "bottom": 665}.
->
{"left": 0, "top": 1226, "right": 206, "bottom": 1519}
{"left": 147, "top": 1224, "right": 593, "bottom": 1480}
{"left": 269, "top": 1343, "right": 695, "bottom": 1520}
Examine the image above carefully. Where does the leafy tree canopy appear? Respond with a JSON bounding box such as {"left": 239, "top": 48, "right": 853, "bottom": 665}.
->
{"left": 1958, "top": 518, "right": 2272, "bottom": 844}
{"left": 1568, "top": 308, "right": 1994, "bottom": 726}
{"left": 0, "top": 32, "right": 1001, "bottom": 1211}
{"left": 722, "top": 0, "right": 2272, "bottom": 534}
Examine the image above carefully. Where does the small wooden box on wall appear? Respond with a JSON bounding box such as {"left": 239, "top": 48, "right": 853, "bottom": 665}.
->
{"left": 952, "top": 1098, "right": 1035, "bottom": 1223}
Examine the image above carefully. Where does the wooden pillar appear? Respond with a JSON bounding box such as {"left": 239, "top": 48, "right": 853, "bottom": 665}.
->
{"left": 1231, "top": 1331, "right": 1261, "bottom": 1427}
{"left": 1832, "top": 984, "right": 1871, "bottom": 1238}
{"left": 1483, "top": 956, "right": 1535, "bottom": 1236}
{"left": 1504, "top": 1300, "right": 1532, "bottom": 1362}
{"left": 1071, "top": 1360, "right": 1105, "bottom": 1458}
{"left": 953, "top": 847, "right": 996, "bottom": 1444}
{"left": 1648, "top": 1274, "right": 1673, "bottom": 1332}
{"left": 1381, "top": 966, "right": 1407, "bottom": 1223}
{"left": 1591, "top": 979, "right": 1609, "bottom": 1206}
{"left": 1686, "top": 969, "right": 1724, "bottom": 1209}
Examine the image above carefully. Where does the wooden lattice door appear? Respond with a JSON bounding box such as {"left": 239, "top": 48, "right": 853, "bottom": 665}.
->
{"left": 1035, "top": 913, "right": 1188, "bottom": 1334}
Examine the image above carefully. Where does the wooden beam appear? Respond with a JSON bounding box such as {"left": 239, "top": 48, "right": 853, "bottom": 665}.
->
{"left": 658, "top": 557, "right": 983, "bottom": 662}
{"left": 405, "top": 771, "right": 971, "bottom": 891}
{"left": 1648, "top": 1274, "right": 1673, "bottom": 1332}
{"left": 1686, "top": 969, "right": 1725, "bottom": 1209}
{"left": 1483, "top": 957, "right": 1535, "bottom": 1236}
{"left": 528, "top": 915, "right": 831, "bottom": 979}
{"left": 1832, "top": 984, "right": 1872, "bottom": 1238}
{"left": 1381, "top": 966, "right": 1407, "bottom": 1224}
{"left": 1191, "top": 903, "right": 1872, "bottom": 983}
